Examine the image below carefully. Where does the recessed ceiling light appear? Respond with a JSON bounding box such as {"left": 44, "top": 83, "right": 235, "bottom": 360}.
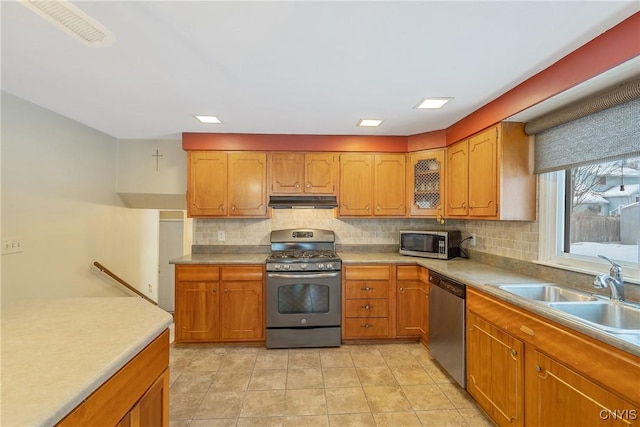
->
{"left": 415, "top": 98, "right": 453, "bottom": 109}
{"left": 357, "top": 118, "right": 383, "bottom": 127}
{"left": 194, "top": 115, "right": 222, "bottom": 124}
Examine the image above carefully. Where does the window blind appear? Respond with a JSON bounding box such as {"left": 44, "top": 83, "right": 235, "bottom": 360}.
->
{"left": 533, "top": 97, "right": 639, "bottom": 174}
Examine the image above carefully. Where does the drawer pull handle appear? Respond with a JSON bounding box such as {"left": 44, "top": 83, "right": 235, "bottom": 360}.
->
{"left": 361, "top": 287, "right": 374, "bottom": 291}
{"left": 519, "top": 325, "right": 535, "bottom": 336}
{"left": 362, "top": 304, "right": 373, "bottom": 310}
{"left": 399, "top": 287, "right": 405, "bottom": 293}
{"left": 362, "top": 323, "right": 373, "bottom": 328}
{"left": 510, "top": 349, "right": 518, "bottom": 357}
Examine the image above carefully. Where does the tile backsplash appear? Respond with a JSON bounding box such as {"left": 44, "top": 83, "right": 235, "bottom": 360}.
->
{"left": 193, "top": 210, "right": 539, "bottom": 262}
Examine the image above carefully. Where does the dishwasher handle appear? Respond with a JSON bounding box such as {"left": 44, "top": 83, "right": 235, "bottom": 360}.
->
{"left": 429, "top": 273, "right": 466, "bottom": 299}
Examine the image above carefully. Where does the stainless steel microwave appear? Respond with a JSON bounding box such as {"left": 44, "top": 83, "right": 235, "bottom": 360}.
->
{"left": 399, "top": 230, "right": 461, "bottom": 259}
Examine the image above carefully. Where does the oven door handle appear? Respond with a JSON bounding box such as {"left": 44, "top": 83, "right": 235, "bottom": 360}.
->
{"left": 267, "top": 272, "right": 341, "bottom": 279}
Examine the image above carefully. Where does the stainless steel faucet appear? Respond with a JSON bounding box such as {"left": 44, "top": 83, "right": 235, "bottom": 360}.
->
{"left": 593, "top": 255, "right": 624, "bottom": 301}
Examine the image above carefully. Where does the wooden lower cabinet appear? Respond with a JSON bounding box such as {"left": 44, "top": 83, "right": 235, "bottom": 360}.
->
{"left": 467, "top": 288, "right": 640, "bottom": 427}
{"left": 58, "top": 330, "right": 169, "bottom": 427}
{"left": 467, "top": 311, "right": 524, "bottom": 427}
{"left": 175, "top": 265, "right": 264, "bottom": 343}
{"left": 343, "top": 265, "right": 393, "bottom": 339}
{"left": 396, "top": 265, "right": 428, "bottom": 341}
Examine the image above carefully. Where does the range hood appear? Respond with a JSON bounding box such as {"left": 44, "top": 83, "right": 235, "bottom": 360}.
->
{"left": 268, "top": 195, "right": 338, "bottom": 209}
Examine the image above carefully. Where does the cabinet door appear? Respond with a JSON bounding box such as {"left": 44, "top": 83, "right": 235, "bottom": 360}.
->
{"left": 187, "top": 151, "right": 227, "bottom": 217}
{"left": 220, "top": 281, "right": 264, "bottom": 340}
{"left": 529, "top": 350, "right": 638, "bottom": 427}
{"left": 175, "top": 281, "right": 219, "bottom": 341}
{"left": 445, "top": 140, "right": 469, "bottom": 217}
{"left": 339, "top": 154, "right": 373, "bottom": 216}
{"left": 374, "top": 154, "right": 406, "bottom": 216}
{"left": 409, "top": 150, "right": 445, "bottom": 217}
{"left": 467, "top": 311, "right": 524, "bottom": 427}
{"left": 137, "top": 369, "right": 169, "bottom": 427}
{"left": 228, "top": 153, "right": 268, "bottom": 217}
{"left": 468, "top": 127, "right": 498, "bottom": 217}
{"left": 305, "top": 153, "right": 337, "bottom": 194}
{"left": 396, "top": 266, "right": 428, "bottom": 338}
{"left": 270, "top": 153, "right": 305, "bottom": 194}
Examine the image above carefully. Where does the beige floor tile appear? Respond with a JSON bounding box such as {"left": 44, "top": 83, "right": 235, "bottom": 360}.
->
{"left": 284, "top": 415, "right": 330, "bottom": 426}
{"left": 287, "top": 368, "right": 324, "bottom": 389}
{"left": 236, "top": 416, "right": 284, "bottom": 427}
{"left": 240, "top": 390, "right": 287, "bottom": 417}
{"left": 401, "top": 384, "right": 455, "bottom": 411}
{"left": 372, "top": 411, "right": 423, "bottom": 426}
{"left": 255, "top": 350, "right": 289, "bottom": 370}
{"left": 210, "top": 370, "right": 252, "bottom": 391}
{"left": 415, "top": 409, "right": 469, "bottom": 426}
{"left": 320, "top": 350, "right": 354, "bottom": 368}
{"left": 288, "top": 349, "right": 322, "bottom": 369}
{"left": 390, "top": 365, "right": 434, "bottom": 385}
{"left": 348, "top": 347, "right": 387, "bottom": 367}
{"left": 356, "top": 366, "right": 398, "bottom": 386}
{"left": 363, "top": 386, "right": 412, "bottom": 413}
{"left": 378, "top": 347, "right": 418, "bottom": 367}
{"left": 185, "top": 353, "right": 226, "bottom": 372}
{"left": 190, "top": 418, "right": 238, "bottom": 427}
{"left": 322, "top": 367, "right": 361, "bottom": 388}
{"left": 285, "top": 388, "right": 327, "bottom": 416}
{"left": 194, "top": 390, "right": 245, "bottom": 419}
{"left": 169, "top": 420, "right": 191, "bottom": 427}
{"left": 325, "top": 387, "right": 371, "bottom": 414}
{"left": 169, "top": 392, "right": 205, "bottom": 421}
{"left": 328, "top": 413, "right": 377, "bottom": 427}
{"left": 249, "top": 369, "right": 288, "bottom": 390}
{"left": 219, "top": 353, "right": 258, "bottom": 371}
{"left": 422, "top": 361, "right": 455, "bottom": 384}
{"left": 170, "top": 371, "right": 215, "bottom": 394}
{"left": 458, "top": 408, "right": 496, "bottom": 426}
{"left": 438, "top": 383, "right": 478, "bottom": 409}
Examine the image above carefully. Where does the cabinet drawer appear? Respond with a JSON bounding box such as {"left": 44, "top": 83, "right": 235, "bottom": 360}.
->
{"left": 345, "top": 281, "right": 389, "bottom": 299}
{"left": 175, "top": 265, "right": 220, "bottom": 281}
{"left": 344, "top": 265, "right": 391, "bottom": 280}
{"left": 344, "top": 318, "right": 390, "bottom": 338}
{"left": 221, "top": 265, "right": 264, "bottom": 281}
{"left": 396, "top": 265, "right": 420, "bottom": 280}
{"left": 345, "top": 299, "right": 389, "bottom": 318}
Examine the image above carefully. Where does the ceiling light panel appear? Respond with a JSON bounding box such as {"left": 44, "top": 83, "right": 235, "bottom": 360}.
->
{"left": 20, "top": 0, "right": 115, "bottom": 47}
{"left": 195, "top": 115, "right": 222, "bottom": 124}
{"left": 415, "top": 98, "right": 453, "bottom": 109}
{"left": 357, "top": 119, "right": 383, "bottom": 127}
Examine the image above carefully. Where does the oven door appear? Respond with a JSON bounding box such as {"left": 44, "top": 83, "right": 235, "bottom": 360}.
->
{"left": 266, "top": 271, "right": 341, "bottom": 328}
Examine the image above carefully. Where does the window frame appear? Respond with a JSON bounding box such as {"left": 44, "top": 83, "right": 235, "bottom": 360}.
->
{"left": 537, "top": 170, "right": 640, "bottom": 284}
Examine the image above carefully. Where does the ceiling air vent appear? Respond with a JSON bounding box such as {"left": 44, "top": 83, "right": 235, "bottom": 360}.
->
{"left": 21, "top": 0, "right": 115, "bottom": 47}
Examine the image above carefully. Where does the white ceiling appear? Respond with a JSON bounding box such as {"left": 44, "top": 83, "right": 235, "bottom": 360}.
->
{"left": 1, "top": 1, "right": 638, "bottom": 140}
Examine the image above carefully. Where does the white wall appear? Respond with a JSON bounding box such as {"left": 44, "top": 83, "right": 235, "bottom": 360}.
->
{"left": 1, "top": 92, "right": 159, "bottom": 306}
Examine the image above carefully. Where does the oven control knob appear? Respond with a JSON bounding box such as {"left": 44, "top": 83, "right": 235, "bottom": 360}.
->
{"left": 300, "top": 264, "right": 307, "bottom": 270}
{"left": 326, "top": 263, "right": 332, "bottom": 270}
{"left": 284, "top": 264, "right": 290, "bottom": 270}
{"left": 274, "top": 264, "right": 281, "bottom": 270}
{"left": 318, "top": 263, "right": 325, "bottom": 269}
{"left": 301, "top": 318, "right": 307, "bottom": 324}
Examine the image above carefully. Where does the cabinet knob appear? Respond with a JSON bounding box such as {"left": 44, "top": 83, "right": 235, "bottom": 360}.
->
{"left": 295, "top": 182, "right": 300, "bottom": 188}
{"left": 399, "top": 287, "right": 405, "bottom": 293}
{"left": 306, "top": 183, "right": 311, "bottom": 188}
{"left": 362, "top": 323, "right": 373, "bottom": 328}
{"left": 219, "top": 205, "right": 225, "bottom": 211}
{"left": 376, "top": 205, "right": 381, "bottom": 211}
{"left": 361, "top": 287, "right": 374, "bottom": 291}
{"left": 366, "top": 205, "right": 370, "bottom": 211}
{"left": 362, "top": 304, "right": 373, "bottom": 310}
{"left": 224, "top": 288, "right": 228, "bottom": 292}
{"left": 535, "top": 365, "right": 543, "bottom": 373}
{"left": 231, "top": 206, "right": 236, "bottom": 211}
{"left": 510, "top": 349, "right": 518, "bottom": 357}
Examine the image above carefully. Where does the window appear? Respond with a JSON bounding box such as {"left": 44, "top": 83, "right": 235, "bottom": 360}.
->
{"left": 538, "top": 157, "right": 639, "bottom": 282}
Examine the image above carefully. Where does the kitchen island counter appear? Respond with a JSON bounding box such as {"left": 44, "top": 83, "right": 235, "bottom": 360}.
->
{"left": 170, "top": 253, "right": 267, "bottom": 264}
{"left": 1, "top": 297, "right": 172, "bottom": 427}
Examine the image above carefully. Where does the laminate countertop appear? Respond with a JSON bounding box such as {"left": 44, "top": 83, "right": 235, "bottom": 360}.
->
{"left": 1, "top": 297, "right": 173, "bottom": 427}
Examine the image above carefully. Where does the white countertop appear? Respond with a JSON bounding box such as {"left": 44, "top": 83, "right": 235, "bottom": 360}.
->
{"left": 1, "top": 297, "right": 173, "bottom": 427}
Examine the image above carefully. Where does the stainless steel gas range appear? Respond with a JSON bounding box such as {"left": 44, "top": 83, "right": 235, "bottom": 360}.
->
{"left": 265, "top": 229, "right": 342, "bottom": 349}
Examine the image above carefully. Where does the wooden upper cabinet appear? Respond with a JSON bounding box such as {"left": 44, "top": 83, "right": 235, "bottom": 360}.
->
{"left": 409, "top": 149, "right": 445, "bottom": 217}
{"left": 269, "top": 152, "right": 336, "bottom": 195}
{"left": 187, "top": 151, "right": 227, "bottom": 217}
{"left": 445, "top": 122, "right": 535, "bottom": 220}
{"left": 339, "top": 153, "right": 406, "bottom": 217}
{"left": 446, "top": 140, "right": 469, "bottom": 217}
{"left": 187, "top": 151, "right": 268, "bottom": 218}
{"left": 228, "top": 153, "right": 268, "bottom": 217}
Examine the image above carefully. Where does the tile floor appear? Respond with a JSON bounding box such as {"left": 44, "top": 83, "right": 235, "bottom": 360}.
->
{"left": 168, "top": 334, "right": 495, "bottom": 426}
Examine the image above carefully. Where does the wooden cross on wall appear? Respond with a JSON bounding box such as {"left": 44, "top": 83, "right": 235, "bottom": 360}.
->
{"left": 152, "top": 149, "right": 163, "bottom": 172}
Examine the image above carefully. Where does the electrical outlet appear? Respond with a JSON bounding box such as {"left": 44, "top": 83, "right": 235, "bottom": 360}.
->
{"left": 148, "top": 284, "right": 153, "bottom": 293}
{"left": 2, "top": 237, "right": 24, "bottom": 255}
{"left": 218, "top": 230, "right": 225, "bottom": 242}
{"left": 470, "top": 234, "right": 477, "bottom": 246}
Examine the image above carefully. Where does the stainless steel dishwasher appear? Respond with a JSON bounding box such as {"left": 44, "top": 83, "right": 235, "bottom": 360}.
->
{"left": 428, "top": 271, "right": 466, "bottom": 387}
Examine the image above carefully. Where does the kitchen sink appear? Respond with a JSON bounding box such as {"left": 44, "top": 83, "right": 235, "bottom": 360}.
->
{"left": 497, "top": 284, "right": 598, "bottom": 302}
{"left": 547, "top": 301, "right": 640, "bottom": 334}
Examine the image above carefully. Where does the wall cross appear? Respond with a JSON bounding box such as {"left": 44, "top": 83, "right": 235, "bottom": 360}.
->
{"left": 152, "top": 149, "right": 163, "bottom": 172}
